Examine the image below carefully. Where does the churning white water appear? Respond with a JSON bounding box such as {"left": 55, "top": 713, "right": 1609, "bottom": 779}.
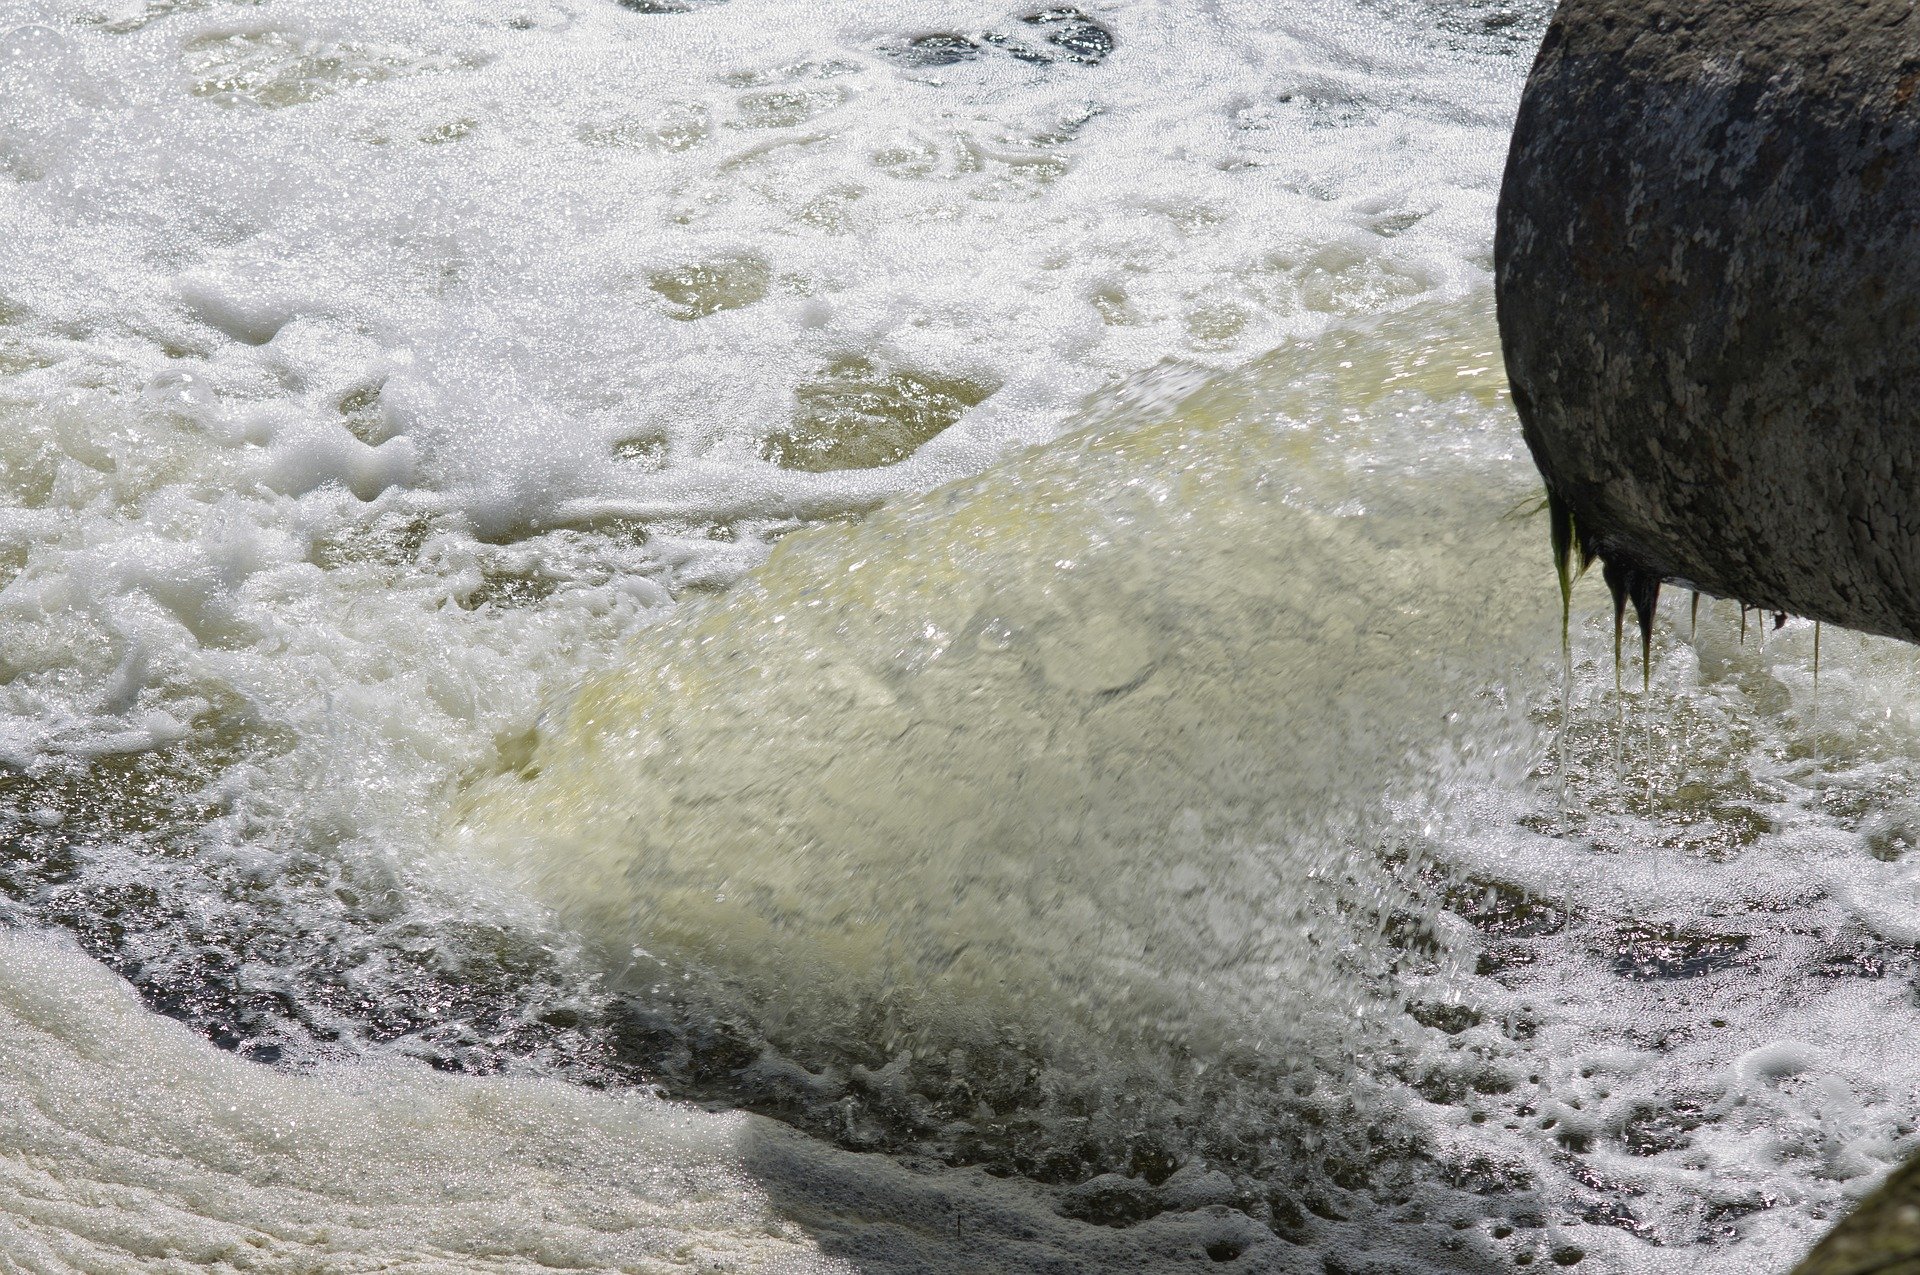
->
{"left": 3, "top": 0, "right": 1919, "bottom": 1271}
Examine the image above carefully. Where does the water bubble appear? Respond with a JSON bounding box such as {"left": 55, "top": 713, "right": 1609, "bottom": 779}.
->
{"left": 0, "top": 24, "right": 65, "bottom": 64}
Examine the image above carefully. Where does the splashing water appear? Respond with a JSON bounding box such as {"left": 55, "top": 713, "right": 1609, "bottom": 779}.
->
{"left": 458, "top": 306, "right": 1550, "bottom": 1231}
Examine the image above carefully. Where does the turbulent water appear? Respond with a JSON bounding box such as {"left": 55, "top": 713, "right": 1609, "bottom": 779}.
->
{"left": 3, "top": 0, "right": 1919, "bottom": 1271}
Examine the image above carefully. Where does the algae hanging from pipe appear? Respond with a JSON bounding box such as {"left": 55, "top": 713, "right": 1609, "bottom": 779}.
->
{"left": 1552, "top": 490, "right": 1659, "bottom": 693}
{"left": 1600, "top": 554, "right": 1659, "bottom": 694}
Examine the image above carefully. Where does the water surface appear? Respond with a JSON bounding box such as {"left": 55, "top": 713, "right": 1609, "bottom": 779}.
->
{"left": 3, "top": 1, "right": 1916, "bottom": 1271}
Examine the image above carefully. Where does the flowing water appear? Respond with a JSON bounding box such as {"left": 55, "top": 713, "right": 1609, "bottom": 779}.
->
{"left": 3, "top": 1, "right": 1919, "bottom": 1271}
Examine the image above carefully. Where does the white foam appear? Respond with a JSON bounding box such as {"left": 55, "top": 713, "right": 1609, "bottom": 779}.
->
{"left": 0, "top": 927, "right": 840, "bottom": 1271}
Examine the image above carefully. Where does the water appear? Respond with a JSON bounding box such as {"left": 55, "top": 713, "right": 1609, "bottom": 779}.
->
{"left": 3, "top": 0, "right": 1918, "bottom": 1271}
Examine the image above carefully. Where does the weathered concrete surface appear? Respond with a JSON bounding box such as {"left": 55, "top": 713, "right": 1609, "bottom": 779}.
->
{"left": 1496, "top": 0, "right": 1920, "bottom": 643}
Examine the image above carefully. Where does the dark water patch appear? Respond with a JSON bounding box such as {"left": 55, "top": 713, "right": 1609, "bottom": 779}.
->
{"left": 1809, "top": 926, "right": 1914, "bottom": 980}
{"left": 310, "top": 507, "right": 442, "bottom": 570}
{"left": 898, "top": 34, "right": 984, "bottom": 68}
{"left": 1407, "top": 1000, "right": 1483, "bottom": 1035}
{"left": 1383, "top": 908, "right": 1448, "bottom": 961}
{"left": 1409, "top": 1057, "right": 1519, "bottom": 1105}
{"left": 764, "top": 356, "right": 996, "bottom": 471}
{"left": 648, "top": 255, "right": 770, "bottom": 320}
{"left": 1438, "top": 1153, "right": 1534, "bottom": 1198}
{"left": 611, "top": 434, "right": 668, "bottom": 468}
{"left": 1476, "top": 943, "right": 1539, "bottom": 978}
{"left": 313, "top": 512, "right": 663, "bottom": 614}
{"left": 337, "top": 382, "right": 389, "bottom": 444}
{"left": 1617, "top": 1096, "right": 1709, "bottom": 1157}
{"left": 573, "top": 977, "right": 1561, "bottom": 1265}
{"left": 456, "top": 564, "right": 562, "bottom": 610}
{"left": 616, "top": 0, "right": 724, "bottom": 13}
{"left": 1606, "top": 922, "right": 1749, "bottom": 981}
{"left": 1694, "top": 1193, "right": 1780, "bottom": 1246}
{"left": 0, "top": 729, "right": 623, "bottom": 1078}
{"left": 886, "top": 9, "right": 1115, "bottom": 71}
{"left": 0, "top": 726, "right": 265, "bottom": 851}
{"left": 1394, "top": 0, "right": 1555, "bottom": 56}
{"left": 1018, "top": 8, "right": 1116, "bottom": 64}
{"left": 1565, "top": 1173, "right": 1648, "bottom": 1236}
{"left": 1420, "top": 868, "right": 1572, "bottom": 983}
{"left": 1443, "top": 875, "right": 1571, "bottom": 939}
{"left": 1858, "top": 802, "right": 1920, "bottom": 861}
